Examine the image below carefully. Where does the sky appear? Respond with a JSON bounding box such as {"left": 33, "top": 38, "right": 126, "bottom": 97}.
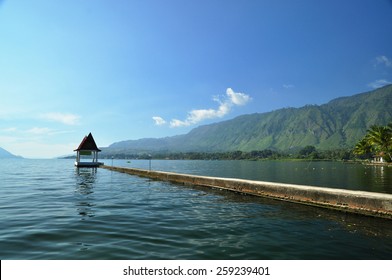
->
{"left": 1, "top": 0, "right": 392, "bottom": 158}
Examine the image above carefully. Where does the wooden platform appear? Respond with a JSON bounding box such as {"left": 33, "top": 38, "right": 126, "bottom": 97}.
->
{"left": 75, "top": 161, "right": 104, "bottom": 168}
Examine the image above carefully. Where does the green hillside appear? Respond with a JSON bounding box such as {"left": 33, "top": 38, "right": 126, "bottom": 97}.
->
{"left": 104, "top": 85, "right": 392, "bottom": 155}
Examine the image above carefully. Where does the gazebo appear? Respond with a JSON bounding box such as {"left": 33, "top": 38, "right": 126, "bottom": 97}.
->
{"left": 74, "top": 133, "right": 103, "bottom": 167}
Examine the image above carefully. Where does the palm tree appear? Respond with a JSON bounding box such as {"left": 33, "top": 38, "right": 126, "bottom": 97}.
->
{"left": 365, "top": 124, "right": 392, "bottom": 162}
{"left": 353, "top": 137, "right": 372, "bottom": 157}
{"left": 388, "top": 122, "right": 392, "bottom": 160}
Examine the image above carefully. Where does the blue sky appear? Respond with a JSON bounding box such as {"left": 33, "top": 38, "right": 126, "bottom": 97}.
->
{"left": 1, "top": 0, "right": 392, "bottom": 158}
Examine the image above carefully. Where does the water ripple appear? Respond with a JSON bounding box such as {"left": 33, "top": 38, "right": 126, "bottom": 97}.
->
{"left": 1, "top": 159, "right": 392, "bottom": 259}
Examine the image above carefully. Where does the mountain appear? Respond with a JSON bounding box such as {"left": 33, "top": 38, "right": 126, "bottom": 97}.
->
{"left": 103, "top": 85, "right": 392, "bottom": 155}
{"left": 0, "top": 147, "right": 22, "bottom": 159}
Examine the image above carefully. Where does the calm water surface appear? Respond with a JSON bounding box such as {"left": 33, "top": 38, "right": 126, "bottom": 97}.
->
{"left": 114, "top": 159, "right": 392, "bottom": 194}
{"left": 1, "top": 159, "right": 391, "bottom": 259}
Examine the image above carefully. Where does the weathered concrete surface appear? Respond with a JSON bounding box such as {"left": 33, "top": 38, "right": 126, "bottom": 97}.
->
{"left": 101, "top": 165, "right": 392, "bottom": 219}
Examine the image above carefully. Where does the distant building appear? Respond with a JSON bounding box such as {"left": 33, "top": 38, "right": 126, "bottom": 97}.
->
{"left": 74, "top": 133, "right": 103, "bottom": 167}
{"left": 373, "top": 155, "right": 384, "bottom": 163}
{"left": 372, "top": 151, "right": 385, "bottom": 164}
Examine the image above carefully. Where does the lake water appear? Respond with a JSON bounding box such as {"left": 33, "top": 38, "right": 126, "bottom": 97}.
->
{"left": 1, "top": 159, "right": 392, "bottom": 260}
{"left": 113, "top": 159, "right": 392, "bottom": 194}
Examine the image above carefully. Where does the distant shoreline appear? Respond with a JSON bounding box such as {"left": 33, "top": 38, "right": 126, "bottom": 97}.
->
{"left": 60, "top": 155, "right": 392, "bottom": 165}
{"left": 362, "top": 162, "right": 392, "bottom": 167}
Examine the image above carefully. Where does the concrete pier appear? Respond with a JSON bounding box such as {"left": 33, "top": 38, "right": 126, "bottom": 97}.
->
{"left": 101, "top": 165, "right": 392, "bottom": 219}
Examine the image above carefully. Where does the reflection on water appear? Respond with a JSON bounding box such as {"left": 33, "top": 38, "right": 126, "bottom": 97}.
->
{"left": 107, "top": 159, "right": 392, "bottom": 194}
{"left": 75, "top": 168, "right": 97, "bottom": 219}
{"left": 0, "top": 159, "right": 391, "bottom": 260}
{"left": 183, "top": 182, "right": 392, "bottom": 239}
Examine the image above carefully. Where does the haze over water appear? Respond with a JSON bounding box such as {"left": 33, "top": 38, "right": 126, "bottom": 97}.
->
{"left": 1, "top": 159, "right": 391, "bottom": 259}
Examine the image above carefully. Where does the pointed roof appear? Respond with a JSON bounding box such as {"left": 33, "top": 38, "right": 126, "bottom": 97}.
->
{"left": 74, "top": 133, "right": 101, "bottom": 152}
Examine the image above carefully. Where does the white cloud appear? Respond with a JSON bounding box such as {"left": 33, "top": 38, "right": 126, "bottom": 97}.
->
{"left": 283, "top": 84, "right": 295, "bottom": 89}
{"left": 1, "top": 127, "right": 17, "bottom": 132}
{"left": 1, "top": 126, "right": 73, "bottom": 136}
{"left": 368, "top": 79, "right": 392, "bottom": 89}
{"left": 169, "top": 119, "right": 188, "bottom": 127}
{"left": 226, "top": 88, "right": 251, "bottom": 105}
{"left": 168, "top": 88, "right": 251, "bottom": 128}
{"left": 5, "top": 141, "right": 77, "bottom": 159}
{"left": 26, "top": 127, "right": 52, "bottom": 134}
{"left": 152, "top": 116, "right": 167, "bottom": 126}
{"left": 170, "top": 105, "right": 230, "bottom": 127}
{"left": 40, "top": 112, "right": 81, "bottom": 125}
{"left": 0, "top": 135, "right": 21, "bottom": 144}
{"left": 374, "top": 55, "right": 392, "bottom": 67}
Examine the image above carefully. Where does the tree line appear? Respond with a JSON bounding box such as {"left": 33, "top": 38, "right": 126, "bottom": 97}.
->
{"left": 102, "top": 147, "right": 354, "bottom": 161}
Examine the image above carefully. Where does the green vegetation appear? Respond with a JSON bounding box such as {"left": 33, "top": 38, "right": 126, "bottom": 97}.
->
{"left": 100, "top": 86, "right": 392, "bottom": 163}
{"left": 102, "top": 147, "right": 354, "bottom": 161}
{"left": 104, "top": 85, "right": 392, "bottom": 155}
{"left": 353, "top": 122, "right": 392, "bottom": 162}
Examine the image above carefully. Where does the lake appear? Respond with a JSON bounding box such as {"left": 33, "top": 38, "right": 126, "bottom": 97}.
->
{"left": 113, "top": 159, "right": 392, "bottom": 194}
{"left": 0, "top": 158, "right": 391, "bottom": 259}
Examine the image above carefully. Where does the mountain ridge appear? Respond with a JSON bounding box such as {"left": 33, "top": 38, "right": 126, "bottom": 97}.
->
{"left": 103, "top": 85, "right": 392, "bottom": 155}
{"left": 0, "top": 147, "right": 22, "bottom": 159}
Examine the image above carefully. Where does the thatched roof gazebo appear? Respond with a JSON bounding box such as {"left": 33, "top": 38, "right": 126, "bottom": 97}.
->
{"left": 74, "top": 133, "right": 103, "bottom": 167}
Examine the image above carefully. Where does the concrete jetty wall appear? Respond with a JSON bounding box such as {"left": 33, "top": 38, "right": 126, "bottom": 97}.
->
{"left": 101, "top": 165, "right": 392, "bottom": 219}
